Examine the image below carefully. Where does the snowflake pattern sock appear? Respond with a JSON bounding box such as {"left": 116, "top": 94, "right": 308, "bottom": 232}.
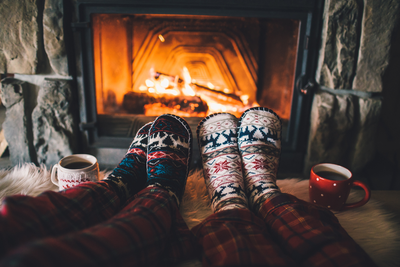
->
{"left": 146, "top": 114, "right": 192, "bottom": 206}
{"left": 237, "top": 107, "right": 282, "bottom": 212}
{"left": 103, "top": 122, "right": 152, "bottom": 203}
{"left": 197, "top": 113, "right": 248, "bottom": 212}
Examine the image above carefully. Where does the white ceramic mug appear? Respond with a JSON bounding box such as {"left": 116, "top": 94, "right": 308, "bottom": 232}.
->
{"left": 51, "top": 154, "right": 99, "bottom": 190}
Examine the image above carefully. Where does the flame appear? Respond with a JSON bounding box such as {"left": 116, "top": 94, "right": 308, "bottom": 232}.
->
{"left": 136, "top": 66, "right": 257, "bottom": 117}
{"left": 182, "top": 84, "right": 196, "bottom": 96}
{"left": 240, "top": 95, "right": 249, "bottom": 105}
{"left": 158, "top": 34, "right": 165, "bottom": 42}
{"left": 145, "top": 79, "right": 154, "bottom": 87}
{"left": 182, "top": 66, "right": 192, "bottom": 83}
{"left": 160, "top": 78, "right": 169, "bottom": 88}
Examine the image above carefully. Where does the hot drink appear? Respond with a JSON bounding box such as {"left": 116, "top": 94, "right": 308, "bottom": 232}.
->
{"left": 52, "top": 154, "right": 99, "bottom": 190}
{"left": 315, "top": 171, "right": 348, "bottom": 181}
{"left": 309, "top": 163, "right": 370, "bottom": 210}
{"left": 64, "top": 161, "right": 93, "bottom": 169}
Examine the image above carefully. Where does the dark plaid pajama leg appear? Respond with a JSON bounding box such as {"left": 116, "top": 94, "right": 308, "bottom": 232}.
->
{"left": 191, "top": 208, "right": 297, "bottom": 267}
{"left": 0, "top": 181, "right": 121, "bottom": 259}
{"left": 259, "top": 193, "right": 378, "bottom": 267}
{"left": 0, "top": 187, "right": 196, "bottom": 267}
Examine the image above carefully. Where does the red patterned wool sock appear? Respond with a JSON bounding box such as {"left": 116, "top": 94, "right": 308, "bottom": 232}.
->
{"left": 237, "top": 107, "right": 282, "bottom": 212}
{"left": 103, "top": 122, "right": 152, "bottom": 203}
{"left": 146, "top": 114, "right": 192, "bottom": 206}
{"left": 197, "top": 113, "right": 248, "bottom": 212}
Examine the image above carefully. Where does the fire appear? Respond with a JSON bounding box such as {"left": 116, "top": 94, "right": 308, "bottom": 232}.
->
{"left": 135, "top": 67, "right": 258, "bottom": 117}
{"left": 92, "top": 14, "right": 297, "bottom": 121}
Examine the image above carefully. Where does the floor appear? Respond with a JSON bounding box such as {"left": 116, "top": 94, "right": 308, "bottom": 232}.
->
{"left": 371, "top": 190, "right": 400, "bottom": 216}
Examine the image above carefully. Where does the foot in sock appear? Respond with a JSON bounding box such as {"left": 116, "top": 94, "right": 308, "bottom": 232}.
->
{"left": 103, "top": 122, "right": 152, "bottom": 203}
{"left": 146, "top": 114, "right": 192, "bottom": 206}
{"left": 237, "top": 107, "right": 282, "bottom": 212}
{"left": 197, "top": 113, "right": 248, "bottom": 212}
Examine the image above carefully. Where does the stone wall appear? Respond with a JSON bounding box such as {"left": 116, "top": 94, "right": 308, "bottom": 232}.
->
{"left": 0, "top": 78, "right": 76, "bottom": 166}
{"left": 305, "top": 0, "right": 400, "bottom": 174}
{"left": 0, "top": 0, "right": 74, "bottom": 167}
{"left": 32, "top": 79, "right": 76, "bottom": 165}
{"left": 0, "top": 79, "right": 36, "bottom": 164}
{"left": 0, "top": 0, "right": 68, "bottom": 75}
{"left": 0, "top": 0, "right": 43, "bottom": 74}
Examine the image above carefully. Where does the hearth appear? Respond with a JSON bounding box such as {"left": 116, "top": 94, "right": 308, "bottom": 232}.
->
{"left": 73, "top": 0, "right": 324, "bottom": 170}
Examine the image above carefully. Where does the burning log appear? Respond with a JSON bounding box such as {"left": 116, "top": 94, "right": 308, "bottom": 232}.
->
{"left": 154, "top": 72, "right": 244, "bottom": 107}
{"left": 154, "top": 71, "right": 244, "bottom": 106}
{"left": 131, "top": 68, "right": 246, "bottom": 116}
{"left": 122, "top": 91, "right": 208, "bottom": 116}
{"left": 191, "top": 83, "right": 244, "bottom": 107}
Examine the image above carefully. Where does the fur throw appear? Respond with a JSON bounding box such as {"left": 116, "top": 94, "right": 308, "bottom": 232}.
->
{"left": 0, "top": 164, "right": 399, "bottom": 267}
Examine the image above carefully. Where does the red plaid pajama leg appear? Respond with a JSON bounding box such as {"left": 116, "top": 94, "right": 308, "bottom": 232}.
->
{"left": 192, "top": 208, "right": 297, "bottom": 267}
{"left": 0, "top": 181, "right": 121, "bottom": 258}
{"left": 0, "top": 187, "right": 196, "bottom": 267}
{"left": 259, "top": 193, "right": 378, "bottom": 267}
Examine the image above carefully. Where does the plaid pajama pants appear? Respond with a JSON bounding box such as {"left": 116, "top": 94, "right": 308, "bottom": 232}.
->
{"left": 0, "top": 182, "right": 196, "bottom": 266}
{"left": 0, "top": 182, "right": 376, "bottom": 267}
{"left": 192, "top": 193, "right": 377, "bottom": 267}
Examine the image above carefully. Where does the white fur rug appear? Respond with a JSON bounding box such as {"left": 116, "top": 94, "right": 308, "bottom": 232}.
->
{"left": 0, "top": 164, "right": 399, "bottom": 267}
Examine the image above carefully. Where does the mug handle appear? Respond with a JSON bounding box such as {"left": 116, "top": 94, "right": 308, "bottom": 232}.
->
{"left": 51, "top": 164, "right": 60, "bottom": 187}
{"left": 342, "top": 180, "right": 371, "bottom": 210}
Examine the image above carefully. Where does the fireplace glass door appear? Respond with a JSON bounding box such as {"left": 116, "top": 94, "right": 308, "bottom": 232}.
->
{"left": 92, "top": 14, "right": 299, "bottom": 131}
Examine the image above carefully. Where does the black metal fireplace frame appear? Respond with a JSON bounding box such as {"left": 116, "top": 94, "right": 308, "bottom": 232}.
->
{"left": 72, "top": 0, "right": 324, "bottom": 171}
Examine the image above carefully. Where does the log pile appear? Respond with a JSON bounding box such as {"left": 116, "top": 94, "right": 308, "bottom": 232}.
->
{"left": 122, "top": 91, "right": 208, "bottom": 116}
{"left": 121, "top": 70, "right": 244, "bottom": 116}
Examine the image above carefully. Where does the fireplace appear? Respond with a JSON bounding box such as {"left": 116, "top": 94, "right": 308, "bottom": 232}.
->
{"left": 92, "top": 14, "right": 298, "bottom": 119}
{"left": 73, "top": 0, "right": 324, "bottom": 171}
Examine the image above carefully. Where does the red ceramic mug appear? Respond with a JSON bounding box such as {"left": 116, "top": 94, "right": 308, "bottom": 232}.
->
{"left": 309, "top": 163, "right": 370, "bottom": 211}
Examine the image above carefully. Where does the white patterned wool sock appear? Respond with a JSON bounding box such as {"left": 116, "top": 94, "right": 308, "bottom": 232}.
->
{"left": 237, "top": 107, "right": 282, "bottom": 212}
{"left": 197, "top": 113, "right": 248, "bottom": 212}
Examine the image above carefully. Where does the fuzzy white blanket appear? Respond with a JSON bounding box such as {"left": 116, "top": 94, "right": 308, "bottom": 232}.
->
{"left": 0, "top": 164, "right": 399, "bottom": 267}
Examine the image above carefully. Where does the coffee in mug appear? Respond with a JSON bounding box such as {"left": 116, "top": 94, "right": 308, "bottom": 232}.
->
{"left": 309, "top": 163, "right": 370, "bottom": 211}
{"left": 314, "top": 171, "right": 348, "bottom": 181}
{"left": 51, "top": 154, "right": 99, "bottom": 190}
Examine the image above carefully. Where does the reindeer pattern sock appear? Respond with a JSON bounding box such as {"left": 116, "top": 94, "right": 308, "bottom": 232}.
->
{"left": 146, "top": 114, "right": 192, "bottom": 206}
{"left": 238, "top": 107, "right": 282, "bottom": 212}
{"left": 197, "top": 113, "right": 248, "bottom": 212}
{"left": 104, "top": 122, "right": 153, "bottom": 203}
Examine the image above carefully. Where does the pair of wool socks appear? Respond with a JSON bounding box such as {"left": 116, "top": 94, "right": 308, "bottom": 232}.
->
{"left": 197, "top": 107, "right": 282, "bottom": 213}
{"left": 104, "top": 114, "right": 192, "bottom": 206}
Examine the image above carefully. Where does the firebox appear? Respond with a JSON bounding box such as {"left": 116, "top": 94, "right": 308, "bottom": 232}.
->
{"left": 73, "top": 0, "right": 323, "bottom": 171}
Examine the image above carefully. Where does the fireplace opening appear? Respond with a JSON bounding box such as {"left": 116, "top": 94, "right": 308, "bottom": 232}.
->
{"left": 92, "top": 14, "right": 299, "bottom": 122}
{"left": 74, "top": 0, "right": 323, "bottom": 171}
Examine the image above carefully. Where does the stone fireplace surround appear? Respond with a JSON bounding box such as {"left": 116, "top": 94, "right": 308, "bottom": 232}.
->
{"left": 0, "top": 0, "right": 399, "bottom": 189}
